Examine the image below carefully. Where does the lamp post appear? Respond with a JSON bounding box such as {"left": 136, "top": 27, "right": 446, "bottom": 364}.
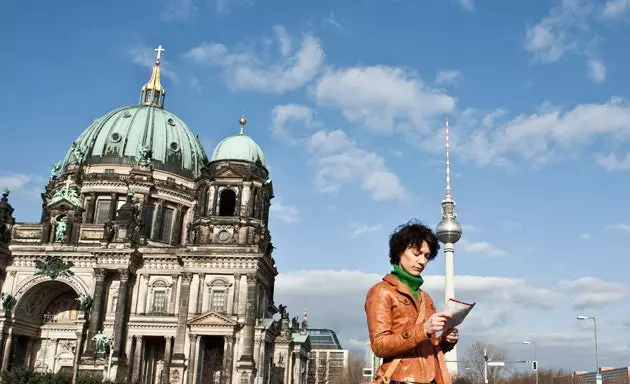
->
{"left": 577, "top": 315, "right": 600, "bottom": 383}
{"left": 523, "top": 341, "right": 538, "bottom": 384}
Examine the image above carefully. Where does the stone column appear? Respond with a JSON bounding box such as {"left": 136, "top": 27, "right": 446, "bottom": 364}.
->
{"left": 195, "top": 273, "right": 205, "bottom": 314}
{"left": 232, "top": 273, "right": 241, "bottom": 315}
{"left": 137, "top": 274, "right": 149, "bottom": 315}
{"left": 186, "top": 334, "right": 199, "bottom": 384}
{"left": 108, "top": 193, "right": 118, "bottom": 220}
{"left": 112, "top": 269, "right": 132, "bottom": 358}
{"left": 222, "top": 335, "right": 235, "bottom": 384}
{"left": 151, "top": 200, "right": 164, "bottom": 241}
{"left": 131, "top": 336, "right": 143, "bottom": 382}
{"left": 72, "top": 326, "right": 86, "bottom": 384}
{"left": 236, "top": 274, "right": 258, "bottom": 382}
{"left": 210, "top": 185, "right": 218, "bottom": 215}
{"left": 169, "top": 275, "right": 179, "bottom": 314}
{"left": 1, "top": 331, "right": 13, "bottom": 371}
{"left": 236, "top": 186, "right": 243, "bottom": 216}
{"left": 171, "top": 205, "right": 183, "bottom": 246}
{"left": 86, "top": 193, "right": 96, "bottom": 223}
{"left": 162, "top": 336, "right": 173, "bottom": 384}
{"left": 197, "top": 186, "right": 207, "bottom": 217}
{"left": 85, "top": 268, "right": 107, "bottom": 356}
{"left": 172, "top": 273, "right": 192, "bottom": 361}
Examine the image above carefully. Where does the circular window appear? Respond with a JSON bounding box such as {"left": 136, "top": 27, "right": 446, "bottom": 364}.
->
{"left": 111, "top": 133, "right": 122, "bottom": 142}
{"left": 123, "top": 111, "right": 132, "bottom": 118}
{"left": 167, "top": 118, "right": 175, "bottom": 126}
{"left": 218, "top": 230, "right": 230, "bottom": 242}
{"left": 170, "top": 142, "right": 180, "bottom": 152}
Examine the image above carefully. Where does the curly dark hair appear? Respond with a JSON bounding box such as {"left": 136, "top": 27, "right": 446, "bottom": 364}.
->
{"left": 388, "top": 219, "right": 440, "bottom": 265}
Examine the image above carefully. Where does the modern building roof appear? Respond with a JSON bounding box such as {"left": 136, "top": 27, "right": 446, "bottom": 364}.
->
{"left": 306, "top": 328, "right": 343, "bottom": 350}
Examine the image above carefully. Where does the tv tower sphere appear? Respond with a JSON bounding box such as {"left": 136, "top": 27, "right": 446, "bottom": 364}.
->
{"left": 436, "top": 214, "right": 462, "bottom": 244}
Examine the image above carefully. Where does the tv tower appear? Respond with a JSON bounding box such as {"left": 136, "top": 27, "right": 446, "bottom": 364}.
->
{"left": 435, "top": 118, "right": 463, "bottom": 375}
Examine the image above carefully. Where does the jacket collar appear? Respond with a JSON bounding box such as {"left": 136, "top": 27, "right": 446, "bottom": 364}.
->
{"left": 383, "top": 274, "right": 421, "bottom": 304}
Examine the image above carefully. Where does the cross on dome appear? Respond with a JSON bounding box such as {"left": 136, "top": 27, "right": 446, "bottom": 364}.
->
{"left": 154, "top": 45, "right": 165, "bottom": 62}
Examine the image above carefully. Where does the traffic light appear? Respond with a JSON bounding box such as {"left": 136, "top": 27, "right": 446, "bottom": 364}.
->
{"left": 531, "top": 360, "right": 538, "bottom": 371}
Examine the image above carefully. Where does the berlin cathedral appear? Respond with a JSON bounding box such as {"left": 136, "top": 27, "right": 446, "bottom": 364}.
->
{"left": 0, "top": 46, "right": 311, "bottom": 384}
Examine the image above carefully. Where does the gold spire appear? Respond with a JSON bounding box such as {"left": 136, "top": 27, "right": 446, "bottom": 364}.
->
{"left": 239, "top": 114, "right": 247, "bottom": 135}
{"left": 140, "top": 45, "right": 166, "bottom": 108}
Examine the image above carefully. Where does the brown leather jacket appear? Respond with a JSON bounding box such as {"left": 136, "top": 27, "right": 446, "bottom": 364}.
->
{"left": 365, "top": 274, "right": 456, "bottom": 384}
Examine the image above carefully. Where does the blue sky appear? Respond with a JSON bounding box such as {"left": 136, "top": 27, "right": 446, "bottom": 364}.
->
{"left": 3, "top": 0, "right": 630, "bottom": 373}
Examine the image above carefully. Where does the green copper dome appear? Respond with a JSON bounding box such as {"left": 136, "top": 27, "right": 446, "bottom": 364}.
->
{"left": 211, "top": 117, "right": 266, "bottom": 167}
{"left": 60, "top": 54, "right": 208, "bottom": 179}
{"left": 62, "top": 105, "right": 207, "bottom": 179}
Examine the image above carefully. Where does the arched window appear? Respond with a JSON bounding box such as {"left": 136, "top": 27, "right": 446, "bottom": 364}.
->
{"left": 251, "top": 188, "right": 259, "bottom": 218}
{"left": 218, "top": 189, "right": 237, "bottom": 216}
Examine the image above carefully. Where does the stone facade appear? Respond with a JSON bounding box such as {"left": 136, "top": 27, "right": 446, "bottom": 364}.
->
{"left": 0, "top": 52, "right": 310, "bottom": 384}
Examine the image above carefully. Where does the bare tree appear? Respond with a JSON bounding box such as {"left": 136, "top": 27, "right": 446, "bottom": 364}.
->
{"left": 463, "top": 342, "right": 510, "bottom": 384}
{"left": 343, "top": 351, "right": 367, "bottom": 384}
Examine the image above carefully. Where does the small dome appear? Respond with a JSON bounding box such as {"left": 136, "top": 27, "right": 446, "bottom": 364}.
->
{"left": 211, "top": 133, "right": 266, "bottom": 167}
{"left": 62, "top": 105, "right": 207, "bottom": 179}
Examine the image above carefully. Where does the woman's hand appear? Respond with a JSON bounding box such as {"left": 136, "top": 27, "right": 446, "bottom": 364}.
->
{"left": 423, "top": 312, "right": 452, "bottom": 336}
{"left": 442, "top": 328, "right": 459, "bottom": 343}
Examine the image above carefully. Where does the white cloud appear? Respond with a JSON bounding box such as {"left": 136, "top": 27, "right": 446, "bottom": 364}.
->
{"left": 579, "top": 233, "right": 592, "bottom": 240}
{"left": 455, "top": 0, "right": 474, "bottom": 11}
{"left": 160, "top": 0, "right": 197, "bottom": 21}
{"left": 557, "top": 277, "right": 630, "bottom": 309}
{"left": 350, "top": 224, "right": 382, "bottom": 237}
{"left": 523, "top": 0, "right": 603, "bottom": 80}
{"left": 461, "top": 241, "right": 507, "bottom": 257}
{"left": 313, "top": 65, "right": 455, "bottom": 132}
{"left": 606, "top": 223, "right": 630, "bottom": 232}
{"left": 271, "top": 104, "right": 313, "bottom": 139}
{"left": 270, "top": 199, "right": 300, "bottom": 224}
{"left": 184, "top": 26, "right": 324, "bottom": 93}
{"left": 596, "top": 152, "right": 630, "bottom": 171}
{"left": 215, "top": 0, "right": 254, "bottom": 13}
{"left": 307, "top": 130, "right": 407, "bottom": 201}
{"left": 128, "top": 46, "right": 178, "bottom": 82}
{"left": 274, "top": 269, "right": 629, "bottom": 366}
{"left": 457, "top": 98, "right": 630, "bottom": 167}
{"left": 434, "top": 69, "right": 462, "bottom": 86}
{"left": 587, "top": 58, "right": 606, "bottom": 83}
{"left": 602, "top": 0, "right": 630, "bottom": 18}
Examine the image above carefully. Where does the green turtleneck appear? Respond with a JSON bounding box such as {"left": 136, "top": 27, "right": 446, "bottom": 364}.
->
{"left": 392, "top": 264, "right": 424, "bottom": 300}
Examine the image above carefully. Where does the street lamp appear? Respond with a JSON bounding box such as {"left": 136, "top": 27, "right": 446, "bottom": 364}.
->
{"left": 577, "top": 315, "right": 600, "bottom": 380}
{"left": 523, "top": 341, "right": 538, "bottom": 384}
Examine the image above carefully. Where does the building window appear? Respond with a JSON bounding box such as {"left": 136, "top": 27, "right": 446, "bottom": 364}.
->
{"left": 218, "top": 189, "right": 236, "bottom": 216}
{"left": 95, "top": 200, "right": 112, "bottom": 224}
{"left": 251, "top": 189, "right": 259, "bottom": 218}
{"left": 143, "top": 204, "right": 155, "bottom": 237}
{"left": 211, "top": 290, "right": 226, "bottom": 312}
{"left": 152, "top": 291, "right": 166, "bottom": 313}
{"left": 160, "top": 207, "right": 174, "bottom": 242}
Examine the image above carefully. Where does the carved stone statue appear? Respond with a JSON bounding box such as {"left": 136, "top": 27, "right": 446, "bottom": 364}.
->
{"left": 278, "top": 304, "right": 288, "bottom": 320}
{"left": 50, "top": 161, "right": 61, "bottom": 180}
{"left": 0, "top": 188, "right": 15, "bottom": 244}
{"left": 76, "top": 294, "right": 93, "bottom": 312}
{"left": 92, "top": 331, "right": 110, "bottom": 353}
{"left": 187, "top": 223, "right": 197, "bottom": 244}
{"left": 291, "top": 316, "right": 299, "bottom": 330}
{"left": 54, "top": 218, "right": 67, "bottom": 242}
{"left": 69, "top": 142, "right": 87, "bottom": 165}
{"left": 137, "top": 145, "right": 153, "bottom": 165}
{"left": 1, "top": 292, "right": 14, "bottom": 312}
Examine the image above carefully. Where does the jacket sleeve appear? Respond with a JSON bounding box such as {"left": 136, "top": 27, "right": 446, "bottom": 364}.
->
{"left": 365, "top": 284, "right": 429, "bottom": 359}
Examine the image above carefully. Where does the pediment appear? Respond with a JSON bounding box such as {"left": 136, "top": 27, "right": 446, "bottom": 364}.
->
{"left": 214, "top": 167, "right": 243, "bottom": 179}
{"left": 187, "top": 311, "right": 239, "bottom": 328}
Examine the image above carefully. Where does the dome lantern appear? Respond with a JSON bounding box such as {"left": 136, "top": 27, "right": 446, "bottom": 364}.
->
{"left": 139, "top": 45, "right": 166, "bottom": 109}
{"left": 210, "top": 115, "right": 266, "bottom": 167}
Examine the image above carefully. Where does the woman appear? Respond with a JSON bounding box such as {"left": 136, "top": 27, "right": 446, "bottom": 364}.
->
{"left": 365, "top": 220, "right": 459, "bottom": 384}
